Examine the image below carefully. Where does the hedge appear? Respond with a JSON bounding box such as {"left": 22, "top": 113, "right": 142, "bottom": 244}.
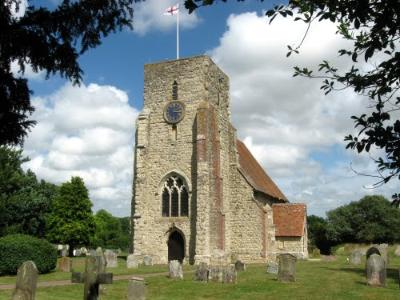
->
{"left": 0, "top": 234, "right": 57, "bottom": 275}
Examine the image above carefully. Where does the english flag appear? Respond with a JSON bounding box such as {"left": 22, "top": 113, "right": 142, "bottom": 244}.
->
{"left": 164, "top": 4, "right": 179, "bottom": 16}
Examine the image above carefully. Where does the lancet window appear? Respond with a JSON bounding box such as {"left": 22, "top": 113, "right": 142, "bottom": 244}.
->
{"left": 161, "top": 175, "right": 189, "bottom": 217}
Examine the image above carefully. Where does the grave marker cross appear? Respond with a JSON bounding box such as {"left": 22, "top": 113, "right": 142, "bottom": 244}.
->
{"left": 71, "top": 256, "right": 113, "bottom": 300}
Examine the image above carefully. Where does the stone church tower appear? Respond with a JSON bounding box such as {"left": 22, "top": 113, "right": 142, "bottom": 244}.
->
{"left": 131, "top": 56, "right": 308, "bottom": 264}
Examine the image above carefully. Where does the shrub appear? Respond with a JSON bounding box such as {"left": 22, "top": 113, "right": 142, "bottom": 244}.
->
{"left": 0, "top": 234, "right": 57, "bottom": 275}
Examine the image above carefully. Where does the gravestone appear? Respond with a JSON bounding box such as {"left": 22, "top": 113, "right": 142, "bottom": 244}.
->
{"left": 74, "top": 249, "right": 82, "bottom": 257}
{"left": 104, "top": 250, "right": 118, "bottom": 268}
{"left": 234, "top": 260, "right": 245, "bottom": 272}
{"left": 143, "top": 255, "right": 153, "bottom": 266}
{"left": 61, "top": 246, "right": 68, "bottom": 257}
{"left": 95, "top": 247, "right": 107, "bottom": 270}
{"left": 208, "top": 265, "right": 236, "bottom": 283}
{"left": 89, "top": 249, "right": 96, "bottom": 257}
{"left": 266, "top": 261, "right": 278, "bottom": 274}
{"left": 72, "top": 256, "right": 113, "bottom": 300}
{"left": 168, "top": 260, "right": 183, "bottom": 279}
{"left": 394, "top": 245, "right": 400, "bottom": 257}
{"left": 127, "top": 277, "right": 146, "bottom": 300}
{"left": 277, "top": 254, "right": 296, "bottom": 282}
{"left": 366, "top": 254, "right": 386, "bottom": 287}
{"left": 321, "top": 255, "right": 337, "bottom": 262}
{"left": 350, "top": 250, "right": 362, "bottom": 265}
{"left": 58, "top": 257, "right": 71, "bottom": 272}
{"left": 223, "top": 264, "right": 237, "bottom": 283}
{"left": 377, "top": 244, "right": 389, "bottom": 266}
{"left": 11, "top": 261, "right": 38, "bottom": 300}
{"left": 127, "top": 254, "right": 140, "bottom": 269}
{"left": 194, "top": 262, "right": 209, "bottom": 282}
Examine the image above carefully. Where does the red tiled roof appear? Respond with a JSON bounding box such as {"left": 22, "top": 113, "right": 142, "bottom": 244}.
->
{"left": 272, "top": 203, "right": 306, "bottom": 237}
{"left": 236, "top": 140, "right": 287, "bottom": 201}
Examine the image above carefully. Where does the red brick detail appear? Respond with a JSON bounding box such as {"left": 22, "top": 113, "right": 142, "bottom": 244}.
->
{"left": 272, "top": 203, "right": 306, "bottom": 237}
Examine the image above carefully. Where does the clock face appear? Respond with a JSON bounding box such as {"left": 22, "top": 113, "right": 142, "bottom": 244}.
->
{"left": 164, "top": 101, "right": 185, "bottom": 124}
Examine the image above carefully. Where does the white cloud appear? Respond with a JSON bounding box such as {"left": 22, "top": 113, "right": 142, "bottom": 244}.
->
{"left": 23, "top": 83, "right": 139, "bottom": 216}
{"left": 209, "top": 12, "right": 396, "bottom": 216}
{"left": 11, "top": 60, "right": 46, "bottom": 81}
{"left": 133, "top": 0, "right": 200, "bottom": 35}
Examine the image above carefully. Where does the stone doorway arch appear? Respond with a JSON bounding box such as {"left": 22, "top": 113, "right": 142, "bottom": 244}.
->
{"left": 168, "top": 230, "right": 185, "bottom": 262}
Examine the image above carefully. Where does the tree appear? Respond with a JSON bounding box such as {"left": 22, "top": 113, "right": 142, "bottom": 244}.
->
{"left": 184, "top": 0, "right": 400, "bottom": 202}
{"left": 46, "top": 176, "right": 95, "bottom": 256}
{"left": 0, "top": 146, "right": 57, "bottom": 237}
{"left": 1, "top": 0, "right": 135, "bottom": 145}
{"left": 326, "top": 195, "right": 400, "bottom": 244}
{"left": 93, "top": 209, "right": 130, "bottom": 250}
{"left": 307, "top": 215, "right": 331, "bottom": 254}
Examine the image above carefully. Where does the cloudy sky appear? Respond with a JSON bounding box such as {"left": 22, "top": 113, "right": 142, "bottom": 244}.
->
{"left": 16, "top": 0, "right": 397, "bottom": 217}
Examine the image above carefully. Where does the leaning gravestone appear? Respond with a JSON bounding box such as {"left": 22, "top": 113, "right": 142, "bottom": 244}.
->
{"left": 266, "top": 261, "right": 278, "bottom": 274}
{"left": 350, "top": 250, "right": 362, "bottom": 265}
{"left": 58, "top": 256, "right": 71, "bottom": 272}
{"left": 143, "top": 255, "right": 153, "bottom": 266}
{"left": 277, "top": 254, "right": 296, "bottom": 282}
{"left": 127, "top": 254, "right": 140, "bottom": 269}
{"left": 366, "top": 254, "right": 386, "bottom": 287}
{"left": 104, "top": 250, "right": 118, "bottom": 268}
{"left": 127, "top": 277, "right": 146, "bottom": 300}
{"left": 235, "top": 260, "right": 246, "bottom": 272}
{"left": 11, "top": 261, "right": 38, "bottom": 300}
{"left": 168, "top": 260, "right": 183, "bottom": 279}
{"left": 194, "top": 262, "right": 209, "bottom": 282}
{"left": 72, "top": 256, "right": 113, "bottom": 300}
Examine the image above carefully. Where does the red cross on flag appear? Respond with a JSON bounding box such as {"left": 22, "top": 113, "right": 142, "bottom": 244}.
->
{"left": 163, "top": 4, "right": 179, "bottom": 16}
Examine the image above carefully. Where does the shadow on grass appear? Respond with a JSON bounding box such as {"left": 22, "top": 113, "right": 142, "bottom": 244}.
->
{"left": 321, "top": 265, "right": 400, "bottom": 285}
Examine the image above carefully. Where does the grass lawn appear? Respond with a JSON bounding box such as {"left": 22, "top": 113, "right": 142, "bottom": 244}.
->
{"left": 0, "top": 256, "right": 399, "bottom": 299}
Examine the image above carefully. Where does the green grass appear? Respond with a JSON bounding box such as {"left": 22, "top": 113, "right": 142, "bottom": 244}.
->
{"left": 0, "top": 256, "right": 399, "bottom": 299}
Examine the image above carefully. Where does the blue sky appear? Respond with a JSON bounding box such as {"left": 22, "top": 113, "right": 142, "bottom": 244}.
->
{"left": 15, "top": 0, "right": 398, "bottom": 217}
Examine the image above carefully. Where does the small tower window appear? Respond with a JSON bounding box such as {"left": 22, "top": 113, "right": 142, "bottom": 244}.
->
{"left": 172, "top": 81, "right": 178, "bottom": 101}
{"left": 161, "top": 175, "right": 189, "bottom": 217}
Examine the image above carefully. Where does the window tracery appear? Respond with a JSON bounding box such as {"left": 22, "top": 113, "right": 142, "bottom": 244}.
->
{"left": 161, "top": 175, "right": 189, "bottom": 217}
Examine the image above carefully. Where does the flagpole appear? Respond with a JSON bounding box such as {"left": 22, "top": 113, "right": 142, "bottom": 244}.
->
{"left": 176, "top": 5, "right": 180, "bottom": 59}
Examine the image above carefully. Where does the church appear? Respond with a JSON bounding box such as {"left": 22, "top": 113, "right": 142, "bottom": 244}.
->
{"left": 131, "top": 56, "right": 308, "bottom": 265}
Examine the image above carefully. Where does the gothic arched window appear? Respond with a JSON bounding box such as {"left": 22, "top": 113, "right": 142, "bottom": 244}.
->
{"left": 161, "top": 175, "right": 189, "bottom": 217}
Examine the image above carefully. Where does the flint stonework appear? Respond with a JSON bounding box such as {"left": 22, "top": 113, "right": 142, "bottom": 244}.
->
{"left": 277, "top": 254, "right": 296, "bottom": 282}
{"left": 11, "top": 261, "right": 38, "bottom": 300}
{"left": 366, "top": 254, "right": 386, "bottom": 287}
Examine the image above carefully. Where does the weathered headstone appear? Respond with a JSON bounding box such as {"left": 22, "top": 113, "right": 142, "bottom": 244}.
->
{"left": 143, "top": 255, "right": 153, "bottom": 266}
{"left": 71, "top": 256, "right": 113, "bottom": 300}
{"left": 209, "top": 265, "right": 224, "bottom": 283}
{"left": 168, "top": 260, "right": 183, "bottom": 279}
{"left": 74, "top": 249, "right": 82, "bottom": 257}
{"left": 266, "top": 261, "right": 278, "bottom": 274}
{"left": 194, "top": 262, "right": 209, "bottom": 282}
{"left": 321, "top": 255, "right": 337, "bottom": 262}
{"left": 104, "top": 250, "right": 118, "bottom": 268}
{"left": 58, "top": 256, "right": 71, "bottom": 272}
{"left": 95, "top": 247, "right": 107, "bottom": 271}
{"left": 377, "top": 244, "right": 389, "bottom": 266}
{"left": 88, "top": 249, "right": 96, "bottom": 257}
{"left": 366, "top": 254, "right": 386, "bottom": 287}
{"left": 223, "top": 264, "right": 237, "bottom": 283}
{"left": 11, "top": 261, "right": 38, "bottom": 300}
{"left": 234, "top": 260, "right": 245, "bottom": 272}
{"left": 395, "top": 245, "right": 400, "bottom": 257}
{"left": 127, "top": 254, "right": 140, "bottom": 269}
{"left": 61, "top": 246, "right": 68, "bottom": 257}
{"left": 127, "top": 277, "right": 146, "bottom": 300}
{"left": 350, "top": 250, "right": 362, "bottom": 265}
{"left": 277, "top": 254, "right": 296, "bottom": 282}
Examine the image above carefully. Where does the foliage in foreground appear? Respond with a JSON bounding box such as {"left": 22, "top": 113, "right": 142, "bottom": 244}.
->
{"left": 0, "top": 234, "right": 57, "bottom": 275}
{"left": 1, "top": 0, "right": 136, "bottom": 146}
